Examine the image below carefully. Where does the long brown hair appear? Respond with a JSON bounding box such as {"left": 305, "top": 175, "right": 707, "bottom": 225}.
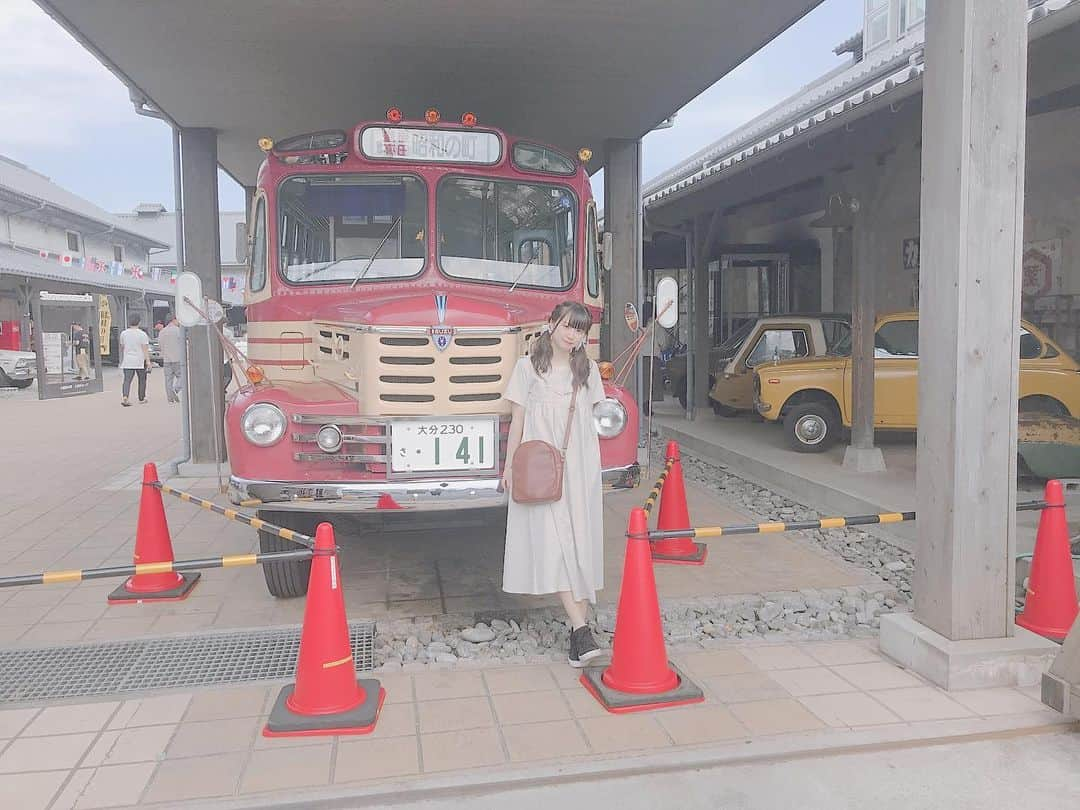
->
{"left": 530, "top": 301, "right": 593, "bottom": 388}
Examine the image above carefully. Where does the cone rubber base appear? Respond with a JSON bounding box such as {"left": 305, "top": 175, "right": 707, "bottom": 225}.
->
{"left": 650, "top": 542, "right": 708, "bottom": 565}
{"left": 579, "top": 662, "right": 704, "bottom": 714}
{"left": 1016, "top": 615, "right": 1072, "bottom": 642}
{"left": 263, "top": 680, "right": 385, "bottom": 737}
{"left": 107, "top": 572, "right": 200, "bottom": 604}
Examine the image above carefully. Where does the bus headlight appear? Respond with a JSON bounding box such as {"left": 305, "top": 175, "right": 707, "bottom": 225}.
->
{"left": 593, "top": 398, "right": 627, "bottom": 438}
{"left": 241, "top": 403, "right": 286, "bottom": 447}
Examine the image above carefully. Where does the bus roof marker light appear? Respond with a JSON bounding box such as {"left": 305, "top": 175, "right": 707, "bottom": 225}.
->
{"left": 578, "top": 148, "right": 593, "bottom": 163}
{"left": 461, "top": 112, "right": 477, "bottom": 127}
{"left": 258, "top": 137, "right": 274, "bottom": 152}
{"left": 386, "top": 107, "right": 403, "bottom": 124}
{"left": 425, "top": 108, "right": 441, "bottom": 125}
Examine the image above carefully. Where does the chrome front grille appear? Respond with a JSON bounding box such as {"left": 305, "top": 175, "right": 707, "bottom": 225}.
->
{"left": 368, "top": 331, "right": 515, "bottom": 415}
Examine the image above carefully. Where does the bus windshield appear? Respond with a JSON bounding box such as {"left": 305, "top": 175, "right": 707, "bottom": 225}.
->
{"left": 277, "top": 174, "right": 427, "bottom": 284}
{"left": 437, "top": 178, "right": 576, "bottom": 289}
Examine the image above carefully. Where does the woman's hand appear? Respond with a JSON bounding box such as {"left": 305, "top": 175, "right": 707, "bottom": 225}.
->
{"left": 501, "top": 466, "right": 513, "bottom": 494}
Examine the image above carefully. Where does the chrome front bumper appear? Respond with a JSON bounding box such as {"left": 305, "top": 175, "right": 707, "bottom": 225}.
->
{"left": 230, "top": 463, "right": 639, "bottom": 513}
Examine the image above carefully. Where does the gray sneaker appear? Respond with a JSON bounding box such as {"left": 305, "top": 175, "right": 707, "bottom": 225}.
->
{"left": 568, "top": 625, "right": 602, "bottom": 668}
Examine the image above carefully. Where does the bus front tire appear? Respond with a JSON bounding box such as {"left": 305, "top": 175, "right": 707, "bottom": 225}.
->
{"left": 258, "top": 515, "right": 313, "bottom": 598}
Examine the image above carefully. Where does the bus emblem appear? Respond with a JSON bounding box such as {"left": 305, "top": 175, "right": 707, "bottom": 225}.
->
{"left": 434, "top": 293, "right": 448, "bottom": 324}
{"left": 429, "top": 325, "right": 454, "bottom": 352}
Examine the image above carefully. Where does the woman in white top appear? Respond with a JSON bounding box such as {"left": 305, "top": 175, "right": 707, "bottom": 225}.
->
{"left": 119, "top": 313, "right": 152, "bottom": 406}
{"left": 502, "top": 301, "right": 606, "bottom": 667}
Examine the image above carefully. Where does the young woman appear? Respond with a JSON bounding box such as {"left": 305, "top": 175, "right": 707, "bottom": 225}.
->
{"left": 502, "top": 301, "right": 606, "bottom": 666}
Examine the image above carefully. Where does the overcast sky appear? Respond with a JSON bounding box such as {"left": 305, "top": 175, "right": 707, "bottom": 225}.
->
{"left": 0, "top": 0, "right": 862, "bottom": 216}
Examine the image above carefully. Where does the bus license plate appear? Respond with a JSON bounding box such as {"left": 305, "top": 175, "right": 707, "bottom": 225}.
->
{"left": 391, "top": 418, "right": 497, "bottom": 473}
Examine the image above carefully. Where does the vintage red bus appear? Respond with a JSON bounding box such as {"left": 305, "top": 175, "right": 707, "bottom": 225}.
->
{"left": 225, "top": 110, "right": 640, "bottom": 596}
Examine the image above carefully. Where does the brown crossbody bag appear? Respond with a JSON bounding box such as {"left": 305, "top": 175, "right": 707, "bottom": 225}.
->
{"left": 511, "top": 384, "right": 579, "bottom": 505}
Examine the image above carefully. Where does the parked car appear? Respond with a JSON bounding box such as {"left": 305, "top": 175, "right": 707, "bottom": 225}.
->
{"left": 148, "top": 338, "right": 164, "bottom": 366}
{"left": 0, "top": 349, "right": 36, "bottom": 389}
{"left": 707, "top": 314, "right": 850, "bottom": 415}
{"left": 666, "top": 314, "right": 850, "bottom": 412}
{"left": 754, "top": 311, "right": 1080, "bottom": 452}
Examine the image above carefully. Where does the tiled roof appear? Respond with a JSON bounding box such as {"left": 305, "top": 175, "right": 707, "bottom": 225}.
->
{"left": 643, "top": 0, "right": 1078, "bottom": 209}
{"left": 0, "top": 157, "right": 168, "bottom": 248}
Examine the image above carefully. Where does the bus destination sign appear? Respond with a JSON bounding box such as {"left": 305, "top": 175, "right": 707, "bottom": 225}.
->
{"left": 360, "top": 127, "right": 502, "bottom": 165}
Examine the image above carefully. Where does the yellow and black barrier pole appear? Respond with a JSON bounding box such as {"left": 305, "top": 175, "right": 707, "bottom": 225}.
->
{"left": 639, "top": 497, "right": 1047, "bottom": 541}
{"left": 0, "top": 548, "right": 316, "bottom": 590}
{"left": 642, "top": 457, "right": 675, "bottom": 515}
{"left": 152, "top": 482, "right": 314, "bottom": 549}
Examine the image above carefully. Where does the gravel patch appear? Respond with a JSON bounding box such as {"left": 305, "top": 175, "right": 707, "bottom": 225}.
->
{"left": 371, "top": 444, "right": 918, "bottom": 672}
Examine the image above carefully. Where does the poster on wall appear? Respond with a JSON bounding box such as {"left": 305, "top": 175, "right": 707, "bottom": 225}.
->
{"left": 42, "top": 333, "right": 63, "bottom": 374}
{"left": 31, "top": 292, "right": 104, "bottom": 400}
{"left": 902, "top": 237, "right": 920, "bottom": 271}
{"left": 1022, "top": 239, "right": 1062, "bottom": 307}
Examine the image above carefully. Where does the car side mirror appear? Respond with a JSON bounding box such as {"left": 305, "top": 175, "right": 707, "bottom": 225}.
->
{"left": 601, "top": 232, "right": 614, "bottom": 271}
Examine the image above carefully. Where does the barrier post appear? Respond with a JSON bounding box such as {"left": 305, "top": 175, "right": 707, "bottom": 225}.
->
{"left": 108, "top": 463, "right": 200, "bottom": 604}
{"left": 651, "top": 442, "right": 708, "bottom": 564}
{"left": 264, "top": 523, "right": 385, "bottom": 737}
{"left": 580, "top": 508, "right": 704, "bottom": 713}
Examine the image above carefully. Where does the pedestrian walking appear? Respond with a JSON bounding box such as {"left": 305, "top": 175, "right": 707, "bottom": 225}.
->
{"left": 502, "top": 301, "right": 607, "bottom": 667}
{"left": 119, "top": 313, "right": 151, "bottom": 406}
{"left": 71, "top": 322, "right": 91, "bottom": 380}
{"left": 157, "top": 312, "right": 183, "bottom": 403}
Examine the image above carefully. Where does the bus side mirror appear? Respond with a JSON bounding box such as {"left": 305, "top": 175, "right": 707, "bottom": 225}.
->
{"left": 601, "top": 232, "right": 614, "bottom": 272}
{"left": 655, "top": 276, "right": 679, "bottom": 328}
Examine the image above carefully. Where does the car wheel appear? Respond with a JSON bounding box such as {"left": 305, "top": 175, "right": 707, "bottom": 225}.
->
{"left": 783, "top": 402, "right": 840, "bottom": 453}
{"left": 258, "top": 512, "right": 314, "bottom": 598}
{"left": 1018, "top": 396, "right": 1068, "bottom": 417}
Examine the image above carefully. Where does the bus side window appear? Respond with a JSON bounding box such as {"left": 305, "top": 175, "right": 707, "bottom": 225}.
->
{"left": 249, "top": 197, "right": 267, "bottom": 292}
{"left": 586, "top": 204, "right": 600, "bottom": 298}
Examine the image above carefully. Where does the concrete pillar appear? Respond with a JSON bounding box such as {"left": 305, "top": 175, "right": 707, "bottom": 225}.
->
{"left": 879, "top": 0, "right": 1058, "bottom": 688}
{"left": 180, "top": 128, "right": 225, "bottom": 465}
{"left": 604, "top": 139, "right": 643, "bottom": 404}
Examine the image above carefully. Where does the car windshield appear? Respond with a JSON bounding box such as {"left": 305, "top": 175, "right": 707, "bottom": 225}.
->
{"left": 277, "top": 174, "right": 427, "bottom": 284}
{"left": 437, "top": 177, "right": 576, "bottom": 289}
{"left": 714, "top": 320, "right": 756, "bottom": 357}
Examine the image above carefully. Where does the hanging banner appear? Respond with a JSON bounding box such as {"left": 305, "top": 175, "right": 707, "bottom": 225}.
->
{"left": 98, "top": 294, "right": 112, "bottom": 357}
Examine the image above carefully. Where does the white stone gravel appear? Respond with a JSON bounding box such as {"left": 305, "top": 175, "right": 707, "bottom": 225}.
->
{"left": 369, "top": 446, "right": 917, "bottom": 671}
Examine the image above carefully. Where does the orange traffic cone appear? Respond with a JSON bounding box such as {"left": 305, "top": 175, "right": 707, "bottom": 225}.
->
{"left": 651, "top": 441, "right": 707, "bottom": 565}
{"left": 108, "top": 463, "right": 200, "bottom": 604}
{"left": 580, "top": 508, "right": 704, "bottom": 713}
{"left": 264, "top": 522, "right": 385, "bottom": 737}
{"left": 1017, "top": 480, "right": 1079, "bottom": 641}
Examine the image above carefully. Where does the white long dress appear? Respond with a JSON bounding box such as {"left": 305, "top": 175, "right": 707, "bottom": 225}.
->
{"left": 502, "top": 357, "right": 606, "bottom": 603}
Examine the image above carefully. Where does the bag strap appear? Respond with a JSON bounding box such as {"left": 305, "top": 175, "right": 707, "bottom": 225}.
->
{"left": 559, "top": 384, "right": 580, "bottom": 456}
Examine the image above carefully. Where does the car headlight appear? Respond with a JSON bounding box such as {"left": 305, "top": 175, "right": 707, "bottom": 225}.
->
{"left": 593, "top": 397, "right": 627, "bottom": 438}
{"left": 241, "top": 403, "right": 286, "bottom": 447}
{"left": 316, "top": 424, "right": 343, "bottom": 453}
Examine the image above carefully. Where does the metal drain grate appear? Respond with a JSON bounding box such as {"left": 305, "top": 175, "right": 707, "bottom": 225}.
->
{"left": 0, "top": 622, "right": 375, "bottom": 704}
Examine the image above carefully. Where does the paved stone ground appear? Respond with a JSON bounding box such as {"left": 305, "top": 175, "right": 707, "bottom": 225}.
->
{"left": 1, "top": 370, "right": 1071, "bottom": 808}
{"left": 0, "top": 368, "right": 881, "bottom": 649}
{"left": 0, "top": 639, "right": 1066, "bottom": 809}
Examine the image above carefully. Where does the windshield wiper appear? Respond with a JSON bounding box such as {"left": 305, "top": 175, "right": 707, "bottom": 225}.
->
{"left": 349, "top": 217, "right": 401, "bottom": 290}
{"left": 507, "top": 253, "right": 537, "bottom": 294}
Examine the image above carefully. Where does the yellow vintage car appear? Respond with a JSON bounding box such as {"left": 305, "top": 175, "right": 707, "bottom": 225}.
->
{"left": 754, "top": 312, "right": 1080, "bottom": 452}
